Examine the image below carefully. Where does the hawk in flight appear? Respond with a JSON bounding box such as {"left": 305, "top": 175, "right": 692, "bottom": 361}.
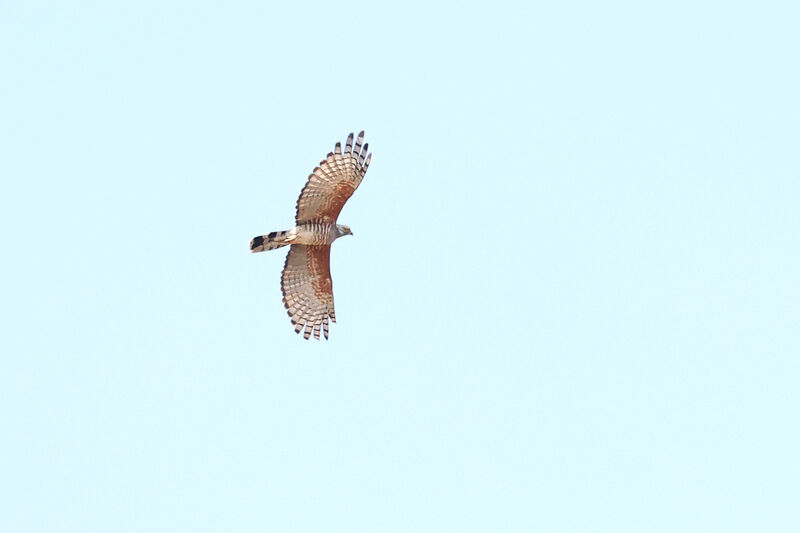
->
{"left": 250, "top": 131, "right": 372, "bottom": 340}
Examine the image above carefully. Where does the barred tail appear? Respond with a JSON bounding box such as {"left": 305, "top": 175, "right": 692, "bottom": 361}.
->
{"left": 250, "top": 230, "right": 291, "bottom": 252}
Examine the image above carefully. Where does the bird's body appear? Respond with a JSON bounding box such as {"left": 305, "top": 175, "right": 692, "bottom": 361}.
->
{"left": 250, "top": 223, "right": 351, "bottom": 251}
{"left": 250, "top": 131, "right": 372, "bottom": 340}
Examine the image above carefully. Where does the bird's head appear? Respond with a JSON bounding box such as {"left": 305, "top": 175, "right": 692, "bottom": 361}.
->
{"left": 337, "top": 224, "right": 353, "bottom": 237}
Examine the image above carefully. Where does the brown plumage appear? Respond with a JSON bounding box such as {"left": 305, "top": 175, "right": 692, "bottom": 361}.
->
{"left": 250, "top": 131, "right": 372, "bottom": 339}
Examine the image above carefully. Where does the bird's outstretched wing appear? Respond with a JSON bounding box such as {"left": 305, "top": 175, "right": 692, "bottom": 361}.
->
{"left": 281, "top": 244, "right": 335, "bottom": 340}
{"left": 295, "top": 131, "right": 372, "bottom": 224}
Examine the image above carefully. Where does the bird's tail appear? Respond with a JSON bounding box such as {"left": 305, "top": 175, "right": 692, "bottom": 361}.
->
{"left": 250, "top": 230, "right": 292, "bottom": 252}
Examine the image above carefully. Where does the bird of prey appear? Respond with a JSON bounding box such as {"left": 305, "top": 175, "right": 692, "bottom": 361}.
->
{"left": 250, "top": 131, "right": 372, "bottom": 340}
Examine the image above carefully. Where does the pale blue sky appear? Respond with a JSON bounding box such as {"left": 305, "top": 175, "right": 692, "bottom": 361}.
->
{"left": 2, "top": 1, "right": 799, "bottom": 532}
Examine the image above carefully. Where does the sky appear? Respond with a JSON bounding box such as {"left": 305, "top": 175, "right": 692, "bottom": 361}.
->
{"left": 1, "top": 1, "right": 799, "bottom": 531}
